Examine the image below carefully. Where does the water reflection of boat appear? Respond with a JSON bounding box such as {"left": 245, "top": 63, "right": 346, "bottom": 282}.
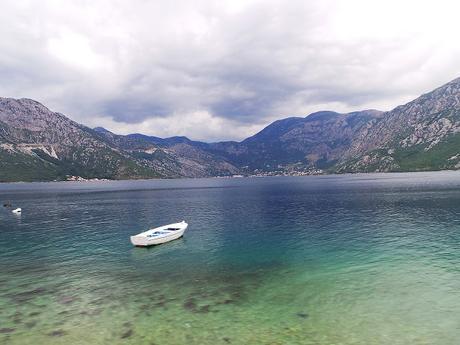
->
{"left": 130, "top": 221, "right": 188, "bottom": 247}
{"left": 130, "top": 236, "right": 186, "bottom": 261}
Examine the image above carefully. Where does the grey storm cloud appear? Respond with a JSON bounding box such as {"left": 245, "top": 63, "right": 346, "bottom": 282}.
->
{"left": 0, "top": 0, "right": 460, "bottom": 141}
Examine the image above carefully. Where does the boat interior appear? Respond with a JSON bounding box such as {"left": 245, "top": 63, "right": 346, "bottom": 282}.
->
{"left": 147, "top": 227, "right": 181, "bottom": 238}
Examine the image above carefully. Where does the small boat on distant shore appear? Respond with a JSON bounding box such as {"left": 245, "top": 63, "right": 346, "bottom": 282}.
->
{"left": 130, "top": 221, "right": 188, "bottom": 247}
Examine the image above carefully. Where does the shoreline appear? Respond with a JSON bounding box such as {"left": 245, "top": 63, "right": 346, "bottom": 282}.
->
{"left": 1, "top": 168, "right": 460, "bottom": 185}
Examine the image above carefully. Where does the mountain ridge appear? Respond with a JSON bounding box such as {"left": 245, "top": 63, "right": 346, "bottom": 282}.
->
{"left": 2, "top": 76, "right": 460, "bottom": 181}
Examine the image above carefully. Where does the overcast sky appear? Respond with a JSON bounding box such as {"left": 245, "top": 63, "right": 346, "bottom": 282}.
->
{"left": 1, "top": 0, "right": 460, "bottom": 141}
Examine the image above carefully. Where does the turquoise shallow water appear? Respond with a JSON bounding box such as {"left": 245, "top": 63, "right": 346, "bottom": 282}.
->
{"left": 1, "top": 172, "right": 460, "bottom": 344}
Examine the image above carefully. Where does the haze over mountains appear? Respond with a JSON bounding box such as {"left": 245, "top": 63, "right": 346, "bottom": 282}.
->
{"left": 1, "top": 77, "right": 460, "bottom": 182}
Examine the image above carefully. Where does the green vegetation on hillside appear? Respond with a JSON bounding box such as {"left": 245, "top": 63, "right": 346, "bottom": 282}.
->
{"left": 0, "top": 150, "right": 61, "bottom": 182}
{"left": 0, "top": 148, "right": 160, "bottom": 182}
{"left": 392, "top": 134, "right": 460, "bottom": 171}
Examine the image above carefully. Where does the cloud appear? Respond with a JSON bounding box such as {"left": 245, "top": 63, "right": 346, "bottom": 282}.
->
{"left": 85, "top": 110, "right": 266, "bottom": 142}
{"left": 0, "top": 0, "right": 460, "bottom": 141}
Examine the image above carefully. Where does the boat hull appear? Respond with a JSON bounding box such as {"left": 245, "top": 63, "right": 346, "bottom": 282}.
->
{"left": 130, "top": 223, "right": 187, "bottom": 247}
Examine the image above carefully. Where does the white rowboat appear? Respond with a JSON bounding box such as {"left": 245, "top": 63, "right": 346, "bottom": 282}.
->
{"left": 130, "top": 221, "right": 188, "bottom": 247}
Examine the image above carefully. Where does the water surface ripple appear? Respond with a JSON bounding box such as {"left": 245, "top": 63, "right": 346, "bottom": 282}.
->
{"left": 1, "top": 171, "right": 460, "bottom": 344}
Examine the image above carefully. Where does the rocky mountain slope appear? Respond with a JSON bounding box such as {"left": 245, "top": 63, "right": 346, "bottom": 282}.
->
{"left": 201, "top": 77, "right": 460, "bottom": 174}
{"left": 206, "top": 110, "right": 383, "bottom": 173}
{"left": 0, "top": 98, "right": 159, "bottom": 182}
{"left": 1, "top": 76, "right": 460, "bottom": 182}
{"left": 337, "top": 77, "right": 460, "bottom": 172}
{"left": 0, "top": 98, "right": 239, "bottom": 181}
{"left": 93, "top": 129, "right": 239, "bottom": 178}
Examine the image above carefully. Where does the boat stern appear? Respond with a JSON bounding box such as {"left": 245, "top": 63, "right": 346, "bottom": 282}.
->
{"left": 130, "top": 235, "right": 148, "bottom": 247}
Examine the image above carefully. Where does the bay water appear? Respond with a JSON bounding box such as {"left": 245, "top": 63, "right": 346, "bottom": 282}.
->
{"left": 1, "top": 172, "right": 460, "bottom": 344}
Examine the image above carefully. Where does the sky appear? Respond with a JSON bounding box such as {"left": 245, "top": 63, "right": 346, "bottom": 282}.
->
{"left": 1, "top": 0, "right": 460, "bottom": 142}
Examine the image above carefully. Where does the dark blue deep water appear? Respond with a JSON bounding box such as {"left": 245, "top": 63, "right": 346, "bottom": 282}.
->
{"left": 1, "top": 172, "right": 460, "bottom": 344}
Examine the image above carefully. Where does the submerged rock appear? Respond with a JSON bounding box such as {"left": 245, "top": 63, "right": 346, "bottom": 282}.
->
{"left": 183, "top": 298, "right": 197, "bottom": 311}
{"left": 296, "top": 312, "right": 309, "bottom": 319}
{"left": 57, "top": 296, "right": 76, "bottom": 305}
{"left": 12, "top": 287, "right": 47, "bottom": 303}
{"left": 11, "top": 312, "right": 22, "bottom": 324}
{"left": 121, "top": 329, "right": 133, "bottom": 339}
{"left": 183, "top": 298, "right": 211, "bottom": 313}
{"left": 80, "top": 308, "right": 102, "bottom": 316}
{"left": 25, "top": 321, "right": 37, "bottom": 329}
{"left": 47, "top": 329, "right": 66, "bottom": 337}
{"left": 154, "top": 300, "right": 167, "bottom": 308}
{"left": 198, "top": 305, "right": 210, "bottom": 313}
{"left": 0, "top": 328, "right": 15, "bottom": 334}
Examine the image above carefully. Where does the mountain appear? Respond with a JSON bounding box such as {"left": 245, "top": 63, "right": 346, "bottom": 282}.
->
{"left": 204, "top": 77, "right": 460, "bottom": 174}
{"left": 0, "top": 98, "right": 159, "bottom": 182}
{"left": 2, "top": 76, "right": 460, "bottom": 182}
{"left": 337, "top": 77, "right": 460, "bottom": 172}
{"left": 0, "top": 98, "right": 237, "bottom": 182}
{"left": 93, "top": 129, "right": 239, "bottom": 178}
{"left": 205, "top": 110, "right": 383, "bottom": 173}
